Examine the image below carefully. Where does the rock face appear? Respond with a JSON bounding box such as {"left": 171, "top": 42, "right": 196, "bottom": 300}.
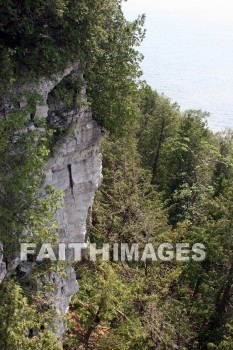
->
{"left": 44, "top": 105, "right": 103, "bottom": 338}
{"left": 45, "top": 106, "right": 103, "bottom": 248}
{"left": 0, "top": 65, "right": 103, "bottom": 339}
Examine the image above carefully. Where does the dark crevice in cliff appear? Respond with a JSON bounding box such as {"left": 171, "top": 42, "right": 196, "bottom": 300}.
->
{"left": 67, "top": 164, "right": 74, "bottom": 196}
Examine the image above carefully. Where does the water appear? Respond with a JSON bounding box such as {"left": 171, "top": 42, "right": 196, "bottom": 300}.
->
{"left": 123, "top": 4, "right": 233, "bottom": 132}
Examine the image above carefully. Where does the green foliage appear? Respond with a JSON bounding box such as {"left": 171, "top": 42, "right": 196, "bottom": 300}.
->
{"left": 0, "top": 0, "right": 145, "bottom": 134}
{"left": 64, "top": 262, "right": 148, "bottom": 350}
{"left": 1, "top": 1, "right": 233, "bottom": 349}
{"left": 90, "top": 134, "right": 169, "bottom": 247}
{"left": 0, "top": 279, "right": 62, "bottom": 350}
{"left": 64, "top": 87, "right": 233, "bottom": 350}
{"left": 0, "top": 93, "right": 65, "bottom": 350}
{"left": 0, "top": 92, "right": 62, "bottom": 260}
{"left": 138, "top": 84, "right": 180, "bottom": 176}
{"left": 85, "top": 3, "right": 145, "bottom": 133}
{"left": 137, "top": 85, "right": 216, "bottom": 225}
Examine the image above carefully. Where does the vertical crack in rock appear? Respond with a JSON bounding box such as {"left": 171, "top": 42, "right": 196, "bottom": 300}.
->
{"left": 67, "top": 164, "right": 74, "bottom": 198}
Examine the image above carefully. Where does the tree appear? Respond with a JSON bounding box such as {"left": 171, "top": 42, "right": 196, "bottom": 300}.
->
{"left": 137, "top": 84, "right": 180, "bottom": 184}
{"left": 0, "top": 279, "right": 62, "bottom": 350}
{"left": 0, "top": 0, "right": 145, "bottom": 133}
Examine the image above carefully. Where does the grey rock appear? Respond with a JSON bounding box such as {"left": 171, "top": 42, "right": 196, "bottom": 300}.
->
{"left": 0, "top": 64, "right": 103, "bottom": 340}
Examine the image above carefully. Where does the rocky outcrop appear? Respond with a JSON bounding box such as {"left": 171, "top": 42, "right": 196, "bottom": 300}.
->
{"left": 0, "top": 65, "right": 103, "bottom": 339}
{"left": 44, "top": 104, "right": 103, "bottom": 338}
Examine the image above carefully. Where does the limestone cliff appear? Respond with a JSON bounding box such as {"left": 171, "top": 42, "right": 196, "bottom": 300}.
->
{"left": 0, "top": 64, "right": 103, "bottom": 339}
{"left": 44, "top": 99, "right": 103, "bottom": 339}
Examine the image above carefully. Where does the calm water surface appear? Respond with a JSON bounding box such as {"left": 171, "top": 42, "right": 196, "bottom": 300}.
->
{"left": 124, "top": 7, "right": 233, "bottom": 131}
